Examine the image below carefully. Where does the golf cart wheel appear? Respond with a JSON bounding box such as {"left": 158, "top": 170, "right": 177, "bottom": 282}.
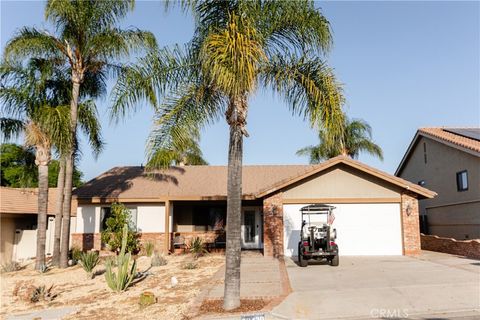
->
{"left": 330, "top": 254, "right": 339, "bottom": 267}
{"left": 298, "top": 245, "right": 308, "bottom": 267}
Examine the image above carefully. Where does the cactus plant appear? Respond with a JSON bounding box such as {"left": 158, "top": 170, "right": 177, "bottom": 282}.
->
{"left": 105, "top": 224, "right": 137, "bottom": 292}
{"left": 139, "top": 291, "right": 155, "bottom": 307}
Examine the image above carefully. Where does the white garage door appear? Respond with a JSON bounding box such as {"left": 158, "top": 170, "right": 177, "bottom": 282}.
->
{"left": 283, "top": 203, "right": 403, "bottom": 256}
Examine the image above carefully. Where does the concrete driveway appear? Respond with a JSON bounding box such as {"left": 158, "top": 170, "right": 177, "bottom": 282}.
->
{"left": 272, "top": 251, "right": 480, "bottom": 320}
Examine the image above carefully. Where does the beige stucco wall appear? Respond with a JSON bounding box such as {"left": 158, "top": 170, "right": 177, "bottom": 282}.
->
{"left": 76, "top": 204, "right": 166, "bottom": 233}
{"left": 398, "top": 136, "right": 480, "bottom": 240}
{"left": 283, "top": 164, "right": 402, "bottom": 200}
{"left": 1, "top": 217, "right": 16, "bottom": 263}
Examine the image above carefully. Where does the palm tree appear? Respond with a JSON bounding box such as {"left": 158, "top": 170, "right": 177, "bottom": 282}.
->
{"left": 147, "top": 124, "right": 207, "bottom": 167}
{"left": 0, "top": 58, "right": 103, "bottom": 269}
{"left": 111, "top": 1, "right": 344, "bottom": 309}
{"left": 297, "top": 118, "right": 383, "bottom": 163}
{"left": 3, "top": 0, "right": 156, "bottom": 268}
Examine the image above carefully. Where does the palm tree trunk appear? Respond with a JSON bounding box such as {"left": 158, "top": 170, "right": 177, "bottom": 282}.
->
{"left": 52, "top": 157, "right": 65, "bottom": 266}
{"left": 223, "top": 96, "right": 247, "bottom": 311}
{"left": 60, "top": 78, "right": 81, "bottom": 268}
{"left": 35, "top": 150, "right": 50, "bottom": 270}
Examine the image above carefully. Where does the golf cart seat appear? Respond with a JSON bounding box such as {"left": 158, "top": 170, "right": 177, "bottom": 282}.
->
{"left": 303, "top": 223, "right": 328, "bottom": 239}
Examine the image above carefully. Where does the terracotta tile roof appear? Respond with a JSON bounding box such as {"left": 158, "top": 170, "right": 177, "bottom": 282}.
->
{"left": 0, "top": 187, "right": 76, "bottom": 215}
{"left": 418, "top": 127, "right": 480, "bottom": 153}
{"left": 74, "top": 156, "right": 435, "bottom": 201}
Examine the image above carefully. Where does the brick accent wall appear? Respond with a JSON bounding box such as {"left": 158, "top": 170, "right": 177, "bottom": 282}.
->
{"left": 263, "top": 192, "right": 284, "bottom": 258}
{"left": 138, "top": 233, "right": 166, "bottom": 253}
{"left": 172, "top": 231, "right": 224, "bottom": 245}
{"left": 72, "top": 232, "right": 166, "bottom": 253}
{"left": 71, "top": 233, "right": 101, "bottom": 251}
{"left": 421, "top": 234, "right": 480, "bottom": 259}
{"left": 401, "top": 191, "right": 421, "bottom": 256}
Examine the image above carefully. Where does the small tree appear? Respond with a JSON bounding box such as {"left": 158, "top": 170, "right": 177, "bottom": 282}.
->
{"left": 101, "top": 203, "right": 139, "bottom": 254}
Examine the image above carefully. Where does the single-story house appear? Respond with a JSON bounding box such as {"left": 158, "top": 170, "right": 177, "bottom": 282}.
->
{"left": 396, "top": 127, "right": 480, "bottom": 240}
{"left": 0, "top": 187, "right": 77, "bottom": 262}
{"left": 72, "top": 156, "right": 435, "bottom": 257}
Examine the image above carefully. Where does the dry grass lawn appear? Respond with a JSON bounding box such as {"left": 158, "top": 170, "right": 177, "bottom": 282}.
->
{"left": 1, "top": 253, "right": 225, "bottom": 320}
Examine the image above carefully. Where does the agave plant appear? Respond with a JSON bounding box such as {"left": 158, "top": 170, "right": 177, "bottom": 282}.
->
{"left": 78, "top": 251, "right": 99, "bottom": 279}
{"left": 189, "top": 237, "right": 208, "bottom": 259}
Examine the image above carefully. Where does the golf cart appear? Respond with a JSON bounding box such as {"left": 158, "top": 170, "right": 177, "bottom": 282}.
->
{"left": 298, "top": 204, "right": 339, "bottom": 267}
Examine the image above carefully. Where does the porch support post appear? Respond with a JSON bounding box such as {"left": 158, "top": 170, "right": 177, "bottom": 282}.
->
{"left": 164, "top": 200, "right": 170, "bottom": 253}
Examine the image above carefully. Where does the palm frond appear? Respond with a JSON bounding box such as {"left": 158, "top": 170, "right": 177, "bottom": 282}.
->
{"left": 261, "top": 54, "right": 344, "bottom": 133}
{"left": 0, "top": 118, "right": 25, "bottom": 140}
{"left": 146, "top": 82, "right": 223, "bottom": 169}
{"left": 110, "top": 44, "right": 198, "bottom": 119}
{"left": 78, "top": 100, "right": 104, "bottom": 158}
{"left": 201, "top": 12, "right": 265, "bottom": 96}
{"left": 3, "top": 27, "right": 64, "bottom": 62}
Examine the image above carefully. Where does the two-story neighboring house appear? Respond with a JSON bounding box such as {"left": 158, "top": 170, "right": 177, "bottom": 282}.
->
{"left": 396, "top": 128, "right": 480, "bottom": 240}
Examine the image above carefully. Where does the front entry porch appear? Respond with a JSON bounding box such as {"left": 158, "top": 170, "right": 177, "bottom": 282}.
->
{"left": 168, "top": 200, "right": 264, "bottom": 252}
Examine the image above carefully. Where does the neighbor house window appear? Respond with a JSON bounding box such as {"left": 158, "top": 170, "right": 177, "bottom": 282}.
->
{"left": 456, "top": 170, "right": 468, "bottom": 191}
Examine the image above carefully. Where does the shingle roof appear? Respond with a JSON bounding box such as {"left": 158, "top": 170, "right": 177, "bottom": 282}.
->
{"left": 74, "top": 165, "right": 316, "bottom": 200}
{"left": 0, "top": 187, "right": 76, "bottom": 215}
{"left": 419, "top": 127, "right": 480, "bottom": 153}
{"left": 74, "top": 156, "right": 435, "bottom": 201}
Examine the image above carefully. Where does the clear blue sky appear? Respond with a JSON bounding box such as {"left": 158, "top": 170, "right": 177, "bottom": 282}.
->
{"left": 1, "top": 1, "right": 479, "bottom": 181}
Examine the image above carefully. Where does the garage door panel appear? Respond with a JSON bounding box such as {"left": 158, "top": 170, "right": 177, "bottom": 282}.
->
{"left": 283, "top": 203, "right": 402, "bottom": 256}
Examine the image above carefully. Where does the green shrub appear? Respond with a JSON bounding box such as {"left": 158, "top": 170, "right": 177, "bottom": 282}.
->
{"left": 144, "top": 241, "right": 155, "bottom": 257}
{"left": 105, "top": 224, "right": 137, "bottom": 292}
{"left": 79, "top": 251, "right": 99, "bottom": 279}
{"left": 151, "top": 253, "right": 168, "bottom": 267}
{"left": 71, "top": 246, "right": 82, "bottom": 263}
{"left": 101, "top": 203, "right": 140, "bottom": 254}
{"left": 183, "top": 261, "right": 198, "bottom": 270}
{"left": 1, "top": 261, "right": 20, "bottom": 273}
{"left": 188, "top": 237, "right": 208, "bottom": 259}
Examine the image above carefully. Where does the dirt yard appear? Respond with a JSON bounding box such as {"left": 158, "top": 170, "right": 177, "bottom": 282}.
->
{"left": 1, "top": 253, "right": 225, "bottom": 320}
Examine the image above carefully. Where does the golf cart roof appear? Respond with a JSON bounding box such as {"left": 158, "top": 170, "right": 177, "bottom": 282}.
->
{"left": 300, "top": 204, "right": 335, "bottom": 214}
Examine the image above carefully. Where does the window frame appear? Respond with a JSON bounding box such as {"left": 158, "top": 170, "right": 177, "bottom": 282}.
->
{"left": 456, "top": 170, "right": 468, "bottom": 192}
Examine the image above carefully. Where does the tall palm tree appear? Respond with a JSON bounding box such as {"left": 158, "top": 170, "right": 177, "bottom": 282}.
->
{"left": 111, "top": 1, "right": 344, "bottom": 309}
{"left": 0, "top": 58, "right": 103, "bottom": 269}
{"left": 3, "top": 0, "right": 156, "bottom": 268}
{"left": 297, "top": 117, "right": 383, "bottom": 163}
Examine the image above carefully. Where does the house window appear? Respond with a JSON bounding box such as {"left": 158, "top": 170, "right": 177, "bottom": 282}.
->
{"left": 423, "top": 142, "right": 427, "bottom": 164}
{"left": 456, "top": 170, "right": 468, "bottom": 191}
{"left": 100, "top": 207, "right": 112, "bottom": 231}
{"left": 100, "top": 206, "right": 138, "bottom": 231}
{"left": 193, "top": 207, "right": 225, "bottom": 231}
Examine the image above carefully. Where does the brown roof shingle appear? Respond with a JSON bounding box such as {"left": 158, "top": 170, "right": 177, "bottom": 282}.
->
{"left": 0, "top": 187, "right": 76, "bottom": 215}
{"left": 74, "top": 156, "right": 436, "bottom": 201}
{"left": 74, "top": 165, "right": 316, "bottom": 200}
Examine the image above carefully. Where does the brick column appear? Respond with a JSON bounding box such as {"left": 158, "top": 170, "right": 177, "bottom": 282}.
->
{"left": 71, "top": 233, "right": 101, "bottom": 251}
{"left": 263, "top": 192, "right": 284, "bottom": 258}
{"left": 401, "top": 191, "right": 421, "bottom": 256}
